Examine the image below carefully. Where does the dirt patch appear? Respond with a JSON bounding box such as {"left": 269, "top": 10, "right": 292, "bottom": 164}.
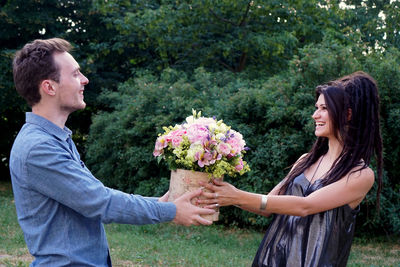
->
{"left": 0, "top": 182, "right": 12, "bottom": 192}
{"left": 0, "top": 252, "right": 33, "bottom": 267}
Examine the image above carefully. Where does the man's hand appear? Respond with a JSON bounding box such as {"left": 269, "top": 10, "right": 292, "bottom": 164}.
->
{"left": 172, "top": 189, "right": 215, "bottom": 226}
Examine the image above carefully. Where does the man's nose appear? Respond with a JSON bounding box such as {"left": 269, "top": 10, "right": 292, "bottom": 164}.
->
{"left": 81, "top": 74, "right": 89, "bottom": 85}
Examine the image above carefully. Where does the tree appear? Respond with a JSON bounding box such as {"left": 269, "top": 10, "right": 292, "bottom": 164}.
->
{"left": 91, "top": 0, "right": 351, "bottom": 74}
{"left": 0, "top": 0, "right": 122, "bottom": 179}
{"left": 0, "top": 0, "right": 90, "bottom": 179}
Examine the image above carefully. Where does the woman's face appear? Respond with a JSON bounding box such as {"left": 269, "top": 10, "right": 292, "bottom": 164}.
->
{"left": 312, "top": 94, "right": 334, "bottom": 138}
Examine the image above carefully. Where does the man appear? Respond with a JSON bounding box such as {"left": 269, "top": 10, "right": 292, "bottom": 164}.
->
{"left": 10, "top": 38, "right": 214, "bottom": 266}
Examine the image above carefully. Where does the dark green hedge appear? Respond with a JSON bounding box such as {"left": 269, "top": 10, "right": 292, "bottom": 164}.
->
{"left": 85, "top": 41, "right": 400, "bottom": 235}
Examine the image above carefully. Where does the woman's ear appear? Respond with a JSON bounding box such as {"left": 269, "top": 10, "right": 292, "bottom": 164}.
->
{"left": 40, "top": 80, "right": 57, "bottom": 96}
{"left": 347, "top": 108, "right": 352, "bottom": 121}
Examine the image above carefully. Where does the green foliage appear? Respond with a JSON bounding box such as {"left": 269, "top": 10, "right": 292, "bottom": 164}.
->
{"left": 339, "top": 0, "right": 399, "bottom": 52}
{"left": 360, "top": 171, "right": 400, "bottom": 236}
{"left": 0, "top": 49, "right": 26, "bottom": 179}
{"left": 0, "top": 0, "right": 132, "bottom": 179}
{"left": 355, "top": 48, "right": 400, "bottom": 236}
{"left": 91, "top": 0, "right": 348, "bottom": 74}
{"left": 363, "top": 48, "right": 400, "bottom": 187}
{"left": 86, "top": 39, "right": 400, "bottom": 234}
{"left": 88, "top": 0, "right": 397, "bottom": 75}
{"left": 86, "top": 68, "right": 215, "bottom": 194}
{"left": 1, "top": 0, "right": 399, "bottom": 236}
{"left": 0, "top": 0, "right": 98, "bottom": 179}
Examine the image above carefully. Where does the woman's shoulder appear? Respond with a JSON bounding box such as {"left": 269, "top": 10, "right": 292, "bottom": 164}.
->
{"left": 346, "top": 165, "right": 375, "bottom": 190}
{"left": 299, "top": 153, "right": 308, "bottom": 160}
{"left": 348, "top": 165, "right": 374, "bottom": 178}
{"left": 286, "top": 153, "right": 308, "bottom": 174}
{"left": 294, "top": 153, "right": 308, "bottom": 166}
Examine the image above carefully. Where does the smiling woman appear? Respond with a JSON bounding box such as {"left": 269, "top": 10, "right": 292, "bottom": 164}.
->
{"left": 199, "top": 71, "right": 383, "bottom": 267}
{"left": 312, "top": 84, "right": 351, "bottom": 142}
{"left": 313, "top": 93, "right": 332, "bottom": 137}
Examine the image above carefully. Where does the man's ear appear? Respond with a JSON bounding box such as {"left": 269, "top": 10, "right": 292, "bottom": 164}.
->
{"left": 347, "top": 108, "right": 352, "bottom": 121}
{"left": 40, "top": 80, "right": 57, "bottom": 96}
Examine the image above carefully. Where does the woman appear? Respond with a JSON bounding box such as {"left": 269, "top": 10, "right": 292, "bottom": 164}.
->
{"left": 199, "top": 71, "right": 383, "bottom": 266}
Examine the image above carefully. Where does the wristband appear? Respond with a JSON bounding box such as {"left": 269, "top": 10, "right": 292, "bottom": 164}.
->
{"left": 260, "top": 195, "right": 268, "bottom": 210}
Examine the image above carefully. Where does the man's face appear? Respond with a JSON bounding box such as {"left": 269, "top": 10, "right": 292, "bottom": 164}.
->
{"left": 52, "top": 52, "right": 89, "bottom": 113}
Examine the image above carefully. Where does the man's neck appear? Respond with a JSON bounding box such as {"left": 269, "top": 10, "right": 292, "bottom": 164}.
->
{"left": 31, "top": 105, "right": 69, "bottom": 129}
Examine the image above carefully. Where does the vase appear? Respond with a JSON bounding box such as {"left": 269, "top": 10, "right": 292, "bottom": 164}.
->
{"left": 168, "top": 169, "right": 223, "bottom": 221}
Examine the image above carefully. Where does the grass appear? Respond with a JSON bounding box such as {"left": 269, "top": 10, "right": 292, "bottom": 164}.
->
{"left": 106, "top": 223, "right": 260, "bottom": 266}
{"left": 1, "top": 181, "right": 399, "bottom": 267}
{"left": 348, "top": 237, "right": 400, "bottom": 267}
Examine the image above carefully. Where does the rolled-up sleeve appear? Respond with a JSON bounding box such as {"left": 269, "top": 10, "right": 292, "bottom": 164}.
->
{"left": 26, "top": 140, "right": 176, "bottom": 225}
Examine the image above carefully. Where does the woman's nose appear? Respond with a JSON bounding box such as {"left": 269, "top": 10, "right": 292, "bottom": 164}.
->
{"left": 312, "top": 109, "right": 319, "bottom": 119}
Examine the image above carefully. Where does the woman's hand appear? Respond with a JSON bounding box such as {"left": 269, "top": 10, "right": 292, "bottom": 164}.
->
{"left": 198, "top": 179, "right": 241, "bottom": 208}
{"left": 199, "top": 179, "right": 275, "bottom": 218}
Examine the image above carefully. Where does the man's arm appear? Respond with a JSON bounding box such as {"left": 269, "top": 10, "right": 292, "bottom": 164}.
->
{"left": 26, "top": 140, "right": 212, "bottom": 225}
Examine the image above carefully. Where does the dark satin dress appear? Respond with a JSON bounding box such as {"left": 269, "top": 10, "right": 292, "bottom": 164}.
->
{"left": 252, "top": 173, "right": 359, "bottom": 267}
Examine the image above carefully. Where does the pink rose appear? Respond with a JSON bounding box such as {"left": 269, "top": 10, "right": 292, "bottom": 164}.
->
{"left": 153, "top": 137, "right": 169, "bottom": 156}
{"left": 217, "top": 143, "right": 231, "bottom": 156}
{"left": 187, "top": 124, "right": 209, "bottom": 144}
{"left": 227, "top": 131, "right": 245, "bottom": 156}
{"left": 171, "top": 129, "right": 187, "bottom": 137}
{"left": 169, "top": 129, "right": 186, "bottom": 147}
{"left": 171, "top": 136, "right": 182, "bottom": 147}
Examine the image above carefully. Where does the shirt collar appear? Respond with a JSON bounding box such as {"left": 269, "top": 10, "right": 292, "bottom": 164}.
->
{"left": 26, "top": 112, "right": 72, "bottom": 141}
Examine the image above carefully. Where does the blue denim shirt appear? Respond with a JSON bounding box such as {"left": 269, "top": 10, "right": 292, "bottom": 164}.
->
{"left": 9, "top": 112, "right": 176, "bottom": 266}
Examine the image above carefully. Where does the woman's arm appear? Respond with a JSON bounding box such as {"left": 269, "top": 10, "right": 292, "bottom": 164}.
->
{"left": 230, "top": 179, "right": 284, "bottom": 217}
{"left": 199, "top": 167, "right": 374, "bottom": 217}
{"left": 211, "top": 153, "right": 306, "bottom": 217}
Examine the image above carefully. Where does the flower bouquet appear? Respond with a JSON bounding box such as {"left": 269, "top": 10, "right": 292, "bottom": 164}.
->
{"left": 153, "top": 110, "right": 250, "bottom": 221}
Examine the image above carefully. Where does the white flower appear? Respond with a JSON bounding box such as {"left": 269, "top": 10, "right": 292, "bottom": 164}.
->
{"left": 186, "top": 116, "right": 195, "bottom": 124}
{"left": 186, "top": 144, "right": 204, "bottom": 162}
{"left": 216, "top": 133, "right": 225, "bottom": 140}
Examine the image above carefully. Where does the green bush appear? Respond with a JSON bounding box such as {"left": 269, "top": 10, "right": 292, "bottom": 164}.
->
{"left": 85, "top": 42, "right": 400, "bottom": 234}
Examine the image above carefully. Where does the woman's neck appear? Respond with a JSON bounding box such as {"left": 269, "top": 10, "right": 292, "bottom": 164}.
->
{"left": 326, "top": 137, "right": 343, "bottom": 162}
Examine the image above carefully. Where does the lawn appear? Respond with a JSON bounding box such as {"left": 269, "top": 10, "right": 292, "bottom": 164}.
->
{"left": 1, "top": 181, "right": 399, "bottom": 267}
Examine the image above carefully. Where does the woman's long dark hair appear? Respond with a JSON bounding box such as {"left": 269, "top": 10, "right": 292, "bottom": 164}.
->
{"left": 279, "top": 71, "right": 383, "bottom": 209}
